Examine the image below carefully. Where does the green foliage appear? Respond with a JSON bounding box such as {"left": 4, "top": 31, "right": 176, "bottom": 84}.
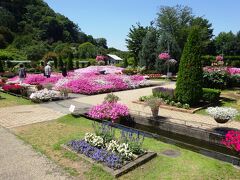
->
{"left": 0, "top": 49, "right": 25, "bottom": 60}
{"left": 58, "top": 56, "right": 64, "bottom": 69}
{"left": 75, "top": 60, "right": 79, "bottom": 69}
{"left": 203, "top": 71, "right": 230, "bottom": 89}
{"left": 104, "top": 93, "right": 120, "bottom": 103}
{"left": 42, "top": 52, "right": 58, "bottom": 68}
{"left": 156, "top": 6, "right": 213, "bottom": 60}
{"left": 92, "top": 122, "right": 115, "bottom": 143}
{"left": 78, "top": 42, "right": 97, "bottom": 59}
{"left": 0, "top": 8, "right": 16, "bottom": 31}
{"left": 126, "top": 23, "right": 149, "bottom": 66}
{"left": 26, "top": 43, "right": 48, "bottom": 61}
{"left": 152, "top": 87, "right": 175, "bottom": 100}
{"left": 139, "top": 28, "right": 157, "bottom": 70}
{"left": 0, "top": 26, "right": 14, "bottom": 48}
{"left": 175, "top": 26, "right": 203, "bottom": 105}
{"left": 202, "top": 88, "right": 221, "bottom": 103}
{"left": 0, "top": 60, "right": 4, "bottom": 72}
{"left": 67, "top": 55, "right": 74, "bottom": 70}
{"left": 214, "top": 31, "right": 239, "bottom": 55}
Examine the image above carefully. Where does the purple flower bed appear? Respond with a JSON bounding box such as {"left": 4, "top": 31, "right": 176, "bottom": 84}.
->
{"left": 68, "top": 140, "right": 123, "bottom": 169}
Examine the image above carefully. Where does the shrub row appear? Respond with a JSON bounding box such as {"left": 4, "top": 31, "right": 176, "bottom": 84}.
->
{"left": 201, "top": 55, "right": 240, "bottom": 67}
{"left": 152, "top": 87, "right": 221, "bottom": 105}
{"left": 203, "top": 71, "right": 240, "bottom": 89}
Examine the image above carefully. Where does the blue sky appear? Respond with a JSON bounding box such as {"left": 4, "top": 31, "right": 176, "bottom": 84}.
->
{"left": 44, "top": 0, "right": 240, "bottom": 51}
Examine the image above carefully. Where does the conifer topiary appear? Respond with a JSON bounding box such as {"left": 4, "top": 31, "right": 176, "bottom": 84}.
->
{"left": 0, "top": 60, "right": 4, "bottom": 73}
{"left": 175, "top": 26, "right": 203, "bottom": 105}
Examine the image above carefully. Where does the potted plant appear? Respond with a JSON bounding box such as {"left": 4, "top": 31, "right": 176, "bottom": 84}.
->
{"left": 206, "top": 107, "right": 238, "bottom": 123}
{"left": 144, "top": 97, "right": 162, "bottom": 118}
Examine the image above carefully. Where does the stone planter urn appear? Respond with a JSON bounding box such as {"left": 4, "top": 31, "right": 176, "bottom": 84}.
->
{"left": 151, "top": 108, "right": 159, "bottom": 118}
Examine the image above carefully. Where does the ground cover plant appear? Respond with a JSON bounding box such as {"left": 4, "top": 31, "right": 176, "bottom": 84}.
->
{"left": 8, "top": 66, "right": 149, "bottom": 95}
{"left": 13, "top": 115, "right": 240, "bottom": 179}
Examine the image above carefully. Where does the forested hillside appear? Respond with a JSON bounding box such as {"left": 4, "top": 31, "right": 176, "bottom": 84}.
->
{"left": 0, "top": 0, "right": 113, "bottom": 61}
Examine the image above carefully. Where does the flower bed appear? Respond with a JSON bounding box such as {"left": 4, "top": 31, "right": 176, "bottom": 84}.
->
{"left": 64, "top": 122, "right": 156, "bottom": 177}
{"left": 9, "top": 66, "right": 149, "bottom": 95}
{"left": 222, "top": 130, "right": 240, "bottom": 153}
{"left": 88, "top": 102, "right": 129, "bottom": 123}
{"left": 29, "top": 88, "right": 63, "bottom": 103}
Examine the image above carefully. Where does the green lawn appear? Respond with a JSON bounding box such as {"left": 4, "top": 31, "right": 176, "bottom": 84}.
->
{"left": 0, "top": 92, "right": 33, "bottom": 107}
{"left": 13, "top": 115, "right": 240, "bottom": 179}
{"left": 196, "top": 90, "right": 240, "bottom": 121}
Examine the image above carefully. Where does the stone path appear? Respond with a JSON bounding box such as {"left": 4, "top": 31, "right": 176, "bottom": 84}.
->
{"left": 0, "top": 105, "right": 64, "bottom": 128}
{"left": 0, "top": 127, "right": 71, "bottom": 180}
{"left": 74, "top": 83, "right": 240, "bottom": 130}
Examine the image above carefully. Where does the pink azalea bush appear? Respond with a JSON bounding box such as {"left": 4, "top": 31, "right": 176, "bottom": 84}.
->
{"left": 203, "top": 66, "right": 240, "bottom": 75}
{"left": 96, "top": 55, "right": 106, "bottom": 61}
{"left": 228, "top": 68, "right": 240, "bottom": 75}
{"left": 74, "top": 66, "right": 123, "bottom": 74}
{"left": 55, "top": 73, "right": 147, "bottom": 94}
{"left": 88, "top": 102, "right": 129, "bottom": 123}
{"left": 222, "top": 130, "right": 240, "bottom": 152}
{"left": 9, "top": 73, "right": 62, "bottom": 85}
{"left": 159, "top": 53, "right": 170, "bottom": 60}
{"left": 216, "top": 55, "right": 224, "bottom": 61}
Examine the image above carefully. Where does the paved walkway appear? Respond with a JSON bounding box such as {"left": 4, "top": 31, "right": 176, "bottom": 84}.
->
{"left": 0, "top": 127, "right": 71, "bottom": 180}
{"left": 74, "top": 83, "right": 240, "bottom": 130}
{"left": 0, "top": 105, "right": 64, "bottom": 128}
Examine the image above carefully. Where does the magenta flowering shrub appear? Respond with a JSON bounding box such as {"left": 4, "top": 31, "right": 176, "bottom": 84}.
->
{"left": 228, "top": 68, "right": 240, "bottom": 75}
{"left": 221, "top": 130, "right": 240, "bottom": 152}
{"left": 88, "top": 102, "right": 129, "bottom": 122}
{"left": 216, "top": 55, "right": 224, "bottom": 61}
{"left": 74, "top": 66, "right": 123, "bottom": 74}
{"left": 203, "top": 66, "right": 240, "bottom": 75}
{"left": 96, "top": 55, "right": 106, "bottom": 61}
{"left": 55, "top": 73, "right": 147, "bottom": 95}
{"left": 158, "top": 53, "right": 170, "bottom": 60}
{"left": 8, "top": 66, "right": 148, "bottom": 95}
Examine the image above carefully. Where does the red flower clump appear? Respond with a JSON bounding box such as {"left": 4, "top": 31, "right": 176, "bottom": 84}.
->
{"left": 2, "top": 84, "right": 22, "bottom": 94}
{"left": 221, "top": 130, "right": 240, "bottom": 152}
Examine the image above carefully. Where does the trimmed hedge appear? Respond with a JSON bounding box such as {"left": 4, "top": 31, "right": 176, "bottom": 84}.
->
{"left": 201, "top": 55, "right": 240, "bottom": 67}
{"left": 202, "top": 88, "right": 221, "bottom": 103}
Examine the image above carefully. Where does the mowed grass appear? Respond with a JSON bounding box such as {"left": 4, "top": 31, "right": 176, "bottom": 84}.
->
{"left": 196, "top": 89, "right": 240, "bottom": 121}
{"left": 0, "top": 92, "right": 33, "bottom": 107}
{"left": 13, "top": 115, "right": 240, "bottom": 180}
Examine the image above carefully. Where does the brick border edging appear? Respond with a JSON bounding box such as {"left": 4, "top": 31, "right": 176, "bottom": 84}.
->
{"left": 61, "top": 144, "right": 157, "bottom": 177}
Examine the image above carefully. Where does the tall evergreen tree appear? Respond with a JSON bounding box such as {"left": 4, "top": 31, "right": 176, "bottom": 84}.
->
{"left": 0, "top": 60, "right": 4, "bottom": 73}
{"left": 67, "top": 53, "right": 74, "bottom": 70}
{"left": 58, "top": 56, "right": 64, "bottom": 69}
{"left": 75, "top": 60, "right": 79, "bottom": 69}
{"left": 175, "top": 26, "right": 203, "bottom": 105}
{"left": 139, "top": 28, "right": 157, "bottom": 70}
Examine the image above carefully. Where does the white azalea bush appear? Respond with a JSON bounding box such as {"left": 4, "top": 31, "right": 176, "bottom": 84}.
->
{"left": 30, "top": 88, "right": 62, "bottom": 102}
{"left": 206, "top": 107, "right": 238, "bottom": 120}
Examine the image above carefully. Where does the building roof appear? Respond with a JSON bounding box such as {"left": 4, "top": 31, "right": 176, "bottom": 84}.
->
{"left": 107, "top": 54, "right": 123, "bottom": 61}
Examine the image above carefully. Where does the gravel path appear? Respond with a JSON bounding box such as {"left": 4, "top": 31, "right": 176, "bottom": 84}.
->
{"left": 0, "top": 127, "right": 71, "bottom": 180}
